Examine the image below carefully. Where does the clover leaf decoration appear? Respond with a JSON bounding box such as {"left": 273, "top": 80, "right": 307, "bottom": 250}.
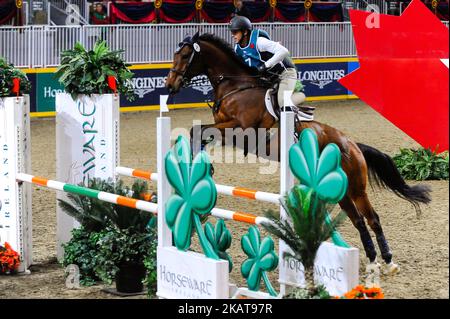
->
{"left": 289, "top": 128, "right": 348, "bottom": 204}
{"left": 241, "top": 226, "right": 278, "bottom": 297}
{"left": 165, "top": 135, "right": 219, "bottom": 259}
{"left": 205, "top": 219, "right": 233, "bottom": 272}
{"left": 288, "top": 128, "right": 350, "bottom": 248}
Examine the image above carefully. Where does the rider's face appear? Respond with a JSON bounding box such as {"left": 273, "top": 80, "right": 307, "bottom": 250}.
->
{"left": 231, "top": 30, "right": 244, "bottom": 44}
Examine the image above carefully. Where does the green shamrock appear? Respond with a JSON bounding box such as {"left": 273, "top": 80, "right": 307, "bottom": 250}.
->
{"left": 165, "top": 135, "right": 219, "bottom": 259}
{"left": 288, "top": 128, "right": 350, "bottom": 248}
{"left": 289, "top": 128, "right": 348, "bottom": 203}
{"left": 241, "top": 226, "right": 278, "bottom": 297}
{"left": 205, "top": 219, "right": 233, "bottom": 272}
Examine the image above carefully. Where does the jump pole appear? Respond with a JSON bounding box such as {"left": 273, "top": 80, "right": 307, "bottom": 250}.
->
{"left": 15, "top": 173, "right": 158, "bottom": 214}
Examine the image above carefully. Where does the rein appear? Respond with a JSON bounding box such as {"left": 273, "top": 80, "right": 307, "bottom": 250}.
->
{"left": 207, "top": 85, "right": 261, "bottom": 113}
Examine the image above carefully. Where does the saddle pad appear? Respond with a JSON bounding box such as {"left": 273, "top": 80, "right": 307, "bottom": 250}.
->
{"left": 264, "top": 89, "right": 315, "bottom": 122}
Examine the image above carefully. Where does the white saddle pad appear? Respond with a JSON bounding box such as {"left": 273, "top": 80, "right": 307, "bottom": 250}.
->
{"left": 264, "top": 89, "right": 314, "bottom": 122}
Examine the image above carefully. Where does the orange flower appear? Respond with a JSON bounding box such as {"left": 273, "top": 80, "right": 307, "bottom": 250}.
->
{"left": 340, "top": 285, "right": 385, "bottom": 299}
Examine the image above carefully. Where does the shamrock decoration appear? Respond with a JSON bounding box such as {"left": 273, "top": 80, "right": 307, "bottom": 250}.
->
{"left": 289, "top": 128, "right": 348, "bottom": 204}
{"left": 165, "top": 135, "right": 219, "bottom": 259}
{"left": 241, "top": 226, "right": 278, "bottom": 297}
{"left": 205, "top": 219, "right": 233, "bottom": 272}
{"left": 288, "top": 128, "right": 350, "bottom": 248}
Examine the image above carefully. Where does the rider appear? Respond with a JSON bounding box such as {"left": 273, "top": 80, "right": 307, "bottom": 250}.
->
{"left": 229, "top": 16, "right": 306, "bottom": 109}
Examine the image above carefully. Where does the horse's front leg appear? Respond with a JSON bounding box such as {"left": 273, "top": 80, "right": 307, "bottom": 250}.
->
{"left": 190, "top": 119, "right": 242, "bottom": 153}
{"left": 190, "top": 123, "right": 216, "bottom": 156}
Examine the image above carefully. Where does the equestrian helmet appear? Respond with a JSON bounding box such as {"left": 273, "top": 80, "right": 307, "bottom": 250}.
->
{"left": 229, "top": 16, "right": 252, "bottom": 32}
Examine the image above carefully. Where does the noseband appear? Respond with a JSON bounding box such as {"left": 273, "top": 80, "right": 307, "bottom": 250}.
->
{"left": 170, "top": 43, "right": 198, "bottom": 87}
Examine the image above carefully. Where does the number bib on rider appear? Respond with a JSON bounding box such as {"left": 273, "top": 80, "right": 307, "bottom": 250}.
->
{"left": 234, "top": 29, "right": 267, "bottom": 69}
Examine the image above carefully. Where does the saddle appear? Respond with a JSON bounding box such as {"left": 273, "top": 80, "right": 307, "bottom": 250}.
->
{"left": 264, "top": 80, "right": 316, "bottom": 122}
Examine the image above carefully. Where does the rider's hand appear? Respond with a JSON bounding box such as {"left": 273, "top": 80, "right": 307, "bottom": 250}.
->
{"left": 257, "top": 63, "right": 267, "bottom": 73}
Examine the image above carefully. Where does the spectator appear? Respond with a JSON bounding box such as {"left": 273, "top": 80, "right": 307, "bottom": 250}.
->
{"left": 233, "top": 0, "right": 251, "bottom": 20}
{"left": 91, "top": 2, "right": 109, "bottom": 24}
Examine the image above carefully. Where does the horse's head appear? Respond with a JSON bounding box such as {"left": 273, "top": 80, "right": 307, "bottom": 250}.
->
{"left": 166, "top": 32, "right": 204, "bottom": 94}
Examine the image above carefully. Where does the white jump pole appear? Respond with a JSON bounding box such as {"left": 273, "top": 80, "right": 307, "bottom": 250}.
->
{"left": 279, "top": 91, "right": 296, "bottom": 296}
{"left": 156, "top": 116, "right": 172, "bottom": 248}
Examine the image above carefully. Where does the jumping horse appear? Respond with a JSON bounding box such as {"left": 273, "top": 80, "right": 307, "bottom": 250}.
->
{"left": 165, "top": 32, "right": 431, "bottom": 272}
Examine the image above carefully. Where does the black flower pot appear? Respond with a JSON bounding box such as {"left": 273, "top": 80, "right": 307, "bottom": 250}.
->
{"left": 115, "top": 262, "right": 146, "bottom": 293}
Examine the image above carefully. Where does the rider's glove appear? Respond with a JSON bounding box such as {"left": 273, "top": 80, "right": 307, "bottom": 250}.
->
{"left": 257, "top": 63, "right": 267, "bottom": 73}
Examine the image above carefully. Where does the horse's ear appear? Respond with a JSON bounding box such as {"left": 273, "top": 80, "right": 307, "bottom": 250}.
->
{"left": 192, "top": 32, "right": 199, "bottom": 42}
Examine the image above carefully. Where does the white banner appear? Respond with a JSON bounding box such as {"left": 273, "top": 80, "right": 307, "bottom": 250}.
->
{"left": 279, "top": 241, "right": 359, "bottom": 296}
{"left": 157, "top": 246, "right": 229, "bottom": 299}
{"left": 55, "top": 93, "right": 119, "bottom": 260}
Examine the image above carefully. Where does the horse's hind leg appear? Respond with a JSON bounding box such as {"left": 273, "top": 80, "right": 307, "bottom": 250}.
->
{"left": 353, "top": 193, "right": 400, "bottom": 274}
{"left": 339, "top": 195, "right": 377, "bottom": 263}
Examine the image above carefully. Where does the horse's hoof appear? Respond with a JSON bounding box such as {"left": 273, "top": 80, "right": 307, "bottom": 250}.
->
{"left": 385, "top": 262, "right": 400, "bottom": 275}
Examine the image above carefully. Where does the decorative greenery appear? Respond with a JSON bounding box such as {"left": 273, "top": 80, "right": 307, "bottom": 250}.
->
{"left": 241, "top": 226, "right": 278, "bottom": 297}
{"left": 59, "top": 178, "right": 158, "bottom": 293}
{"left": 289, "top": 128, "right": 348, "bottom": 204}
{"left": 0, "top": 57, "right": 31, "bottom": 97}
{"left": 165, "top": 135, "right": 218, "bottom": 259}
{"left": 58, "top": 178, "right": 154, "bottom": 232}
{"left": 62, "top": 227, "right": 111, "bottom": 286}
{"left": 284, "top": 285, "right": 332, "bottom": 299}
{"left": 205, "top": 219, "right": 233, "bottom": 272}
{"left": 55, "top": 40, "right": 135, "bottom": 101}
{"left": 94, "top": 226, "right": 157, "bottom": 285}
{"left": 393, "top": 148, "right": 449, "bottom": 180}
{"left": 262, "top": 128, "right": 348, "bottom": 298}
{"left": 289, "top": 128, "right": 349, "bottom": 248}
{"left": 143, "top": 243, "right": 158, "bottom": 297}
{"left": 264, "top": 187, "right": 347, "bottom": 296}
{"left": 0, "top": 242, "right": 21, "bottom": 275}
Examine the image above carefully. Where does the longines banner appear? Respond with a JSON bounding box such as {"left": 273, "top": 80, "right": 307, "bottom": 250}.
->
{"left": 23, "top": 58, "right": 358, "bottom": 115}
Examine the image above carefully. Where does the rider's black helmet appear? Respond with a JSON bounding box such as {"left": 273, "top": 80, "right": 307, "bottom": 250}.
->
{"left": 229, "top": 16, "right": 252, "bottom": 32}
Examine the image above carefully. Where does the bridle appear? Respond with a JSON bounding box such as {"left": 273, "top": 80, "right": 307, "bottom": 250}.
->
{"left": 169, "top": 42, "right": 198, "bottom": 88}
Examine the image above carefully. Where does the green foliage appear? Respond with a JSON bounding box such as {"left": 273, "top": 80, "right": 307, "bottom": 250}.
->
{"left": 61, "top": 227, "right": 111, "bottom": 286}
{"left": 393, "top": 148, "right": 449, "bottom": 180}
{"left": 264, "top": 187, "right": 347, "bottom": 271}
{"left": 94, "top": 226, "right": 157, "bottom": 285}
{"left": 262, "top": 186, "right": 347, "bottom": 295}
{"left": 284, "top": 285, "right": 332, "bottom": 299}
{"left": 55, "top": 40, "right": 135, "bottom": 101}
{"left": 0, "top": 57, "right": 31, "bottom": 97}
{"left": 143, "top": 241, "right": 158, "bottom": 297}
{"left": 58, "top": 178, "right": 154, "bottom": 232}
{"left": 58, "top": 178, "right": 158, "bottom": 292}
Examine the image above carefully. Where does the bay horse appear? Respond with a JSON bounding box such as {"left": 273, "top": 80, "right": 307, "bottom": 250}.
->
{"left": 165, "top": 32, "right": 431, "bottom": 273}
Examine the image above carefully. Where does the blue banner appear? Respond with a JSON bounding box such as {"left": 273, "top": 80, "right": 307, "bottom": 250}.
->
{"left": 297, "top": 62, "right": 349, "bottom": 97}
{"left": 25, "top": 58, "right": 358, "bottom": 115}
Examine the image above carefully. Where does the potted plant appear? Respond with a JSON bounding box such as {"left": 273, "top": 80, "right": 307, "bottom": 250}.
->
{"left": 54, "top": 40, "right": 135, "bottom": 101}
{"left": 263, "top": 186, "right": 347, "bottom": 298}
{"left": 53, "top": 40, "right": 136, "bottom": 259}
{"left": 59, "top": 178, "right": 158, "bottom": 294}
{"left": 0, "top": 57, "right": 31, "bottom": 99}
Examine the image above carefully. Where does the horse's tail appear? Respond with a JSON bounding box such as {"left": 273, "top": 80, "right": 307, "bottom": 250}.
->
{"left": 357, "top": 143, "right": 431, "bottom": 211}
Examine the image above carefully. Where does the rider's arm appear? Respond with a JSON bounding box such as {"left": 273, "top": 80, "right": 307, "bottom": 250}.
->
{"left": 256, "top": 37, "right": 289, "bottom": 69}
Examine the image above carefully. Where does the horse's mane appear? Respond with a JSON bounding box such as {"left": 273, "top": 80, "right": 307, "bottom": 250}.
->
{"left": 198, "top": 33, "right": 258, "bottom": 76}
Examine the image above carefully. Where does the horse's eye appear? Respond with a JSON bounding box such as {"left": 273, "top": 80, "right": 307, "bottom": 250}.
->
{"left": 181, "top": 53, "right": 190, "bottom": 59}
